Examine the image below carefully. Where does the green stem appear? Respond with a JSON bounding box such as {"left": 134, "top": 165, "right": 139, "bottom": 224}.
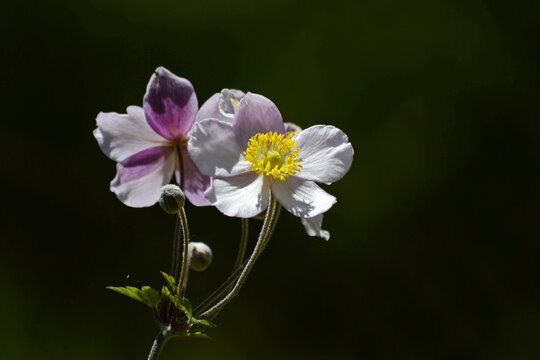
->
{"left": 200, "top": 194, "right": 279, "bottom": 318}
{"left": 177, "top": 207, "right": 190, "bottom": 297}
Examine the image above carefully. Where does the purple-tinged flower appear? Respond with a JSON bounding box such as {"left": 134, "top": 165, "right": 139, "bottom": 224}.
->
{"left": 194, "top": 90, "right": 333, "bottom": 240}
{"left": 188, "top": 92, "right": 353, "bottom": 223}
{"left": 94, "top": 67, "right": 210, "bottom": 207}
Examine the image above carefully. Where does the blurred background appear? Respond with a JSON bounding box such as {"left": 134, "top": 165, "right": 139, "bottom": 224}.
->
{"left": 1, "top": 0, "right": 539, "bottom": 359}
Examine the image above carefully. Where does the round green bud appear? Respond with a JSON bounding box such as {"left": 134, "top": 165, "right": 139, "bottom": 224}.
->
{"left": 189, "top": 242, "right": 213, "bottom": 272}
{"left": 159, "top": 184, "right": 185, "bottom": 214}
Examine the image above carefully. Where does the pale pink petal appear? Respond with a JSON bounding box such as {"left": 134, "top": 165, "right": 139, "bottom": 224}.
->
{"left": 110, "top": 146, "right": 175, "bottom": 207}
{"left": 205, "top": 173, "right": 270, "bottom": 218}
{"left": 301, "top": 214, "right": 330, "bottom": 241}
{"left": 233, "top": 93, "right": 286, "bottom": 147}
{"left": 94, "top": 106, "right": 168, "bottom": 162}
{"left": 188, "top": 119, "right": 250, "bottom": 177}
{"left": 293, "top": 125, "right": 354, "bottom": 185}
{"left": 271, "top": 176, "right": 336, "bottom": 218}
{"left": 195, "top": 93, "right": 221, "bottom": 122}
{"left": 178, "top": 150, "right": 211, "bottom": 207}
{"left": 143, "top": 67, "right": 198, "bottom": 140}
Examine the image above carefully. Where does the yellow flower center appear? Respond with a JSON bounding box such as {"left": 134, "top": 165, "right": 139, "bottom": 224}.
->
{"left": 243, "top": 132, "right": 302, "bottom": 180}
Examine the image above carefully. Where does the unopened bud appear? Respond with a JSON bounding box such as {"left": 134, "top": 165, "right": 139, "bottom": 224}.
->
{"left": 188, "top": 242, "right": 213, "bottom": 272}
{"left": 159, "top": 184, "right": 185, "bottom": 214}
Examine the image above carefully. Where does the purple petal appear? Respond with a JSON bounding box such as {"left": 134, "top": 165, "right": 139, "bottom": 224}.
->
{"left": 233, "top": 93, "right": 286, "bottom": 147}
{"left": 175, "top": 145, "right": 211, "bottom": 207}
{"left": 111, "top": 145, "right": 175, "bottom": 207}
{"left": 143, "top": 67, "right": 198, "bottom": 140}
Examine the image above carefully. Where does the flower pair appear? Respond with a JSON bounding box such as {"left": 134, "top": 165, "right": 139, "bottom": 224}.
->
{"left": 94, "top": 68, "right": 353, "bottom": 239}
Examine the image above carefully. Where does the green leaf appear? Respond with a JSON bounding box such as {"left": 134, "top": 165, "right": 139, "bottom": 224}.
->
{"left": 107, "top": 286, "right": 160, "bottom": 309}
{"left": 168, "top": 295, "right": 215, "bottom": 328}
{"left": 186, "top": 331, "right": 211, "bottom": 339}
{"left": 160, "top": 272, "right": 178, "bottom": 294}
{"left": 140, "top": 286, "right": 160, "bottom": 307}
{"left": 193, "top": 318, "right": 216, "bottom": 328}
{"left": 170, "top": 296, "right": 192, "bottom": 314}
{"left": 161, "top": 285, "right": 171, "bottom": 298}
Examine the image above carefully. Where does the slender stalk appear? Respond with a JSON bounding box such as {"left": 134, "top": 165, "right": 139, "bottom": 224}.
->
{"left": 200, "top": 219, "right": 250, "bottom": 317}
{"left": 170, "top": 214, "right": 182, "bottom": 279}
{"left": 233, "top": 218, "right": 249, "bottom": 271}
{"left": 260, "top": 203, "right": 281, "bottom": 254}
{"left": 193, "top": 259, "right": 247, "bottom": 316}
{"left": 177, "top": 207, "right": 190, "bottom": 297}
{"left": 200, "top": 194, "right": 279, "bottom": 318}
{"left": 147, "top": 327, "right": 170, "bottom": 360}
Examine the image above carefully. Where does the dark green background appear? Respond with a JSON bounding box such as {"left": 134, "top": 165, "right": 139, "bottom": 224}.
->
{"left": 1, "top": 0, "right": 539, "bottom": 359}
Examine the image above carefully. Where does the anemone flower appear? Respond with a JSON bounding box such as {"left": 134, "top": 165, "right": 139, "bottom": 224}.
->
{"left": 94, "top": 67, "right": 210, "bottom": 207}
{"left": 196, "top": 89, "right": 333, "bottom": 240}
{"left": 188, "top": 92, "right": 353, "bottom": 225}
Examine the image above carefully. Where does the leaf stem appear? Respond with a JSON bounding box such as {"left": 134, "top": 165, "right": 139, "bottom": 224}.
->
{"left": 177, "top": 207, "right": 190, "bottom": 297}
{"left": 200, "top": 194, "right": 279, "bottom": 318}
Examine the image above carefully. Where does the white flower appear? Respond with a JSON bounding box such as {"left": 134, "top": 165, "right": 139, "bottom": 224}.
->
{"left": 188, "top": 92, "right": 353, "bottom": 229}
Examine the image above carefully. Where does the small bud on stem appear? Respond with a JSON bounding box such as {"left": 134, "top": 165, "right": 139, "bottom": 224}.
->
{"left": 189, "top": 242, "right": 213, "bottom": 272}
{"left": 159, "top": 185, "right": 185, "bottom": 214}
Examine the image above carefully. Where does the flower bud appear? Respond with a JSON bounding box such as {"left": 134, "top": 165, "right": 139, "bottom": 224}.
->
{"left": 188, "top": 242, "right": 213, "bottom": 272}
{"left": 159, "top": 184, "right": 185, "bottom": 214}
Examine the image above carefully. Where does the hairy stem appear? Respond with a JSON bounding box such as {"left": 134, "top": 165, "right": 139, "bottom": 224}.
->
{"left": 147, "top": 327, "right": 170, "bottom": 360}
{"left": 200, "top": 194, "right": 279, "bottom": 318}
{"left": 177, "top": 207, "right": 190, "bottom": 297}
{"left": 170, "top": 214, "right": 182, "bottom": 280}
{"left": 260, "top": 203, "right": 281, "bottom": 254}
{"left": 234, "top": 218, "right": 249, "bottom": 272}
{"left": 192, "top": 259, "right": 247, "bottom": 316}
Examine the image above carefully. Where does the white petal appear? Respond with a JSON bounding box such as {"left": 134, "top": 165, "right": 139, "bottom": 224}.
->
{"left": 110, "top": 148, "right": 175, "bottom": 207}
{"left": 205, "top": 173, "right": 270, "bottom": 218}
{"left": 94, "top": 106, "right": 168, "bottom": 162}
{"left": 271, "top": 176, "right": 336, "bottom": 218}
{"left": 188, "top": 119, "right": 250, "bottom": 177}
{"left": 294, "top": 125, "right": 354, "bottom": 184}
{"left": 301, "top": 215, "right": 330, "bottom": 241}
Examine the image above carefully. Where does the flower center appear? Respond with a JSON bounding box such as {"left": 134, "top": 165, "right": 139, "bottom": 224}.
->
{"left": 243, "top": 132, "right": 302, "bottom": 180}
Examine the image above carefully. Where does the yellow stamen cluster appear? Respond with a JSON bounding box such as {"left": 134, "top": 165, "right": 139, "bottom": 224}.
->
{"left": 243, "top": 132, "right": 302, "bottom": 180}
